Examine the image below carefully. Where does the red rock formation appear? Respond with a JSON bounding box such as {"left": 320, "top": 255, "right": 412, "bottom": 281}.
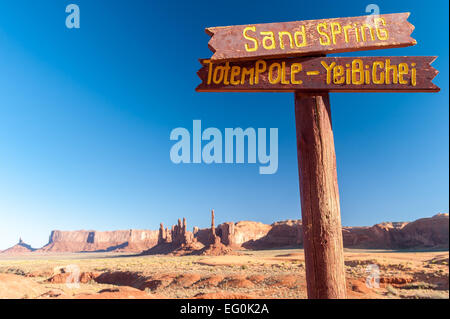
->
{"left": 37, "top": 229, "right": 158, "bottom": 253}
{"left": 211, "top": 210, "right": 216, "bottom": 237}
{"left": 242, "top": 220, "right": 303, "bottom": 249}
{"left": 342, "top": 223, "right": 403, "bottom": 249}
{"left": 1, "top": 238, "right": 35, "bottom": 254}
{"left": 400, "top": 213, "right": 449, "bottom": 249}
{"left": 342, "top": 214, "right": 449, "bottom": 249}
{"left": 143, "top": 217, "right": 195, "bottom": 255}
{"left": 147, "top": 212, "right": 235, "bottom": 256}
{"left": 216, "top": 214, "right": 448, "bottom": 250}
{"left": 193, "top": 210, "right": 236, "bottom": 256}
{"left": 216, "top": 221, "right": 272, "bottom": 247}
{"left": 5, "top": 213, "right": 448, "bottom": 255}
{"left": 158, "top": 223, "right": 166, "bottom": 244}
{"left": 171, "top": 217, "right": 193, "bottom": 245}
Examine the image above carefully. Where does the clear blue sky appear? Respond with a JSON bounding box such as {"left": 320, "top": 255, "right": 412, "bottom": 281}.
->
{"left": 0, "top": 0, "right": 448, "bottom": 249}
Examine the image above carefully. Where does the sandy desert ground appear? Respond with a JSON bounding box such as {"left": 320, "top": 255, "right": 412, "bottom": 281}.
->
{"left": 0, "top": 248, "right": 448, "bottom": 299}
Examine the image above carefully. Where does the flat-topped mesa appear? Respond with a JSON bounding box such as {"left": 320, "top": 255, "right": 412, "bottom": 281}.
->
{"left": 38, "top": 229, "right": 159, "bottom": 253}
{"left": 342, "top": 213, "right": 449, "bottom": 249}
{"left": 217, "top": 221, "right": 272, "bottom": 247}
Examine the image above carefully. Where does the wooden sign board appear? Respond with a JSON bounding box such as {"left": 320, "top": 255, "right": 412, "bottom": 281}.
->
{"left": 207, "top": 13, "right": 416, "bottom": 61}
{"left": 196, "top": 56, "right": 439, "bottom": 93}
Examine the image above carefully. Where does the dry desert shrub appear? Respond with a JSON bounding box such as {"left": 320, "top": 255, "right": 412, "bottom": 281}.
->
{"left": 399, "top": 290, "right": 449, "bottom": 299}
{"left": 386, "top": 285, "right": 398, "bottom": 296}
{"left": 401, "top": 282, "right": 438, "bottom": 290}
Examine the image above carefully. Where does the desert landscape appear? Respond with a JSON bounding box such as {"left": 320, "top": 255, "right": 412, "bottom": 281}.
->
{"left": 0, "top": 212, "right": 448, "bottom": 299}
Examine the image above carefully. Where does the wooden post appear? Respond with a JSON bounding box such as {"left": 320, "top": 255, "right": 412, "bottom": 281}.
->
{"left": 294, "top": 92, "right": 347, "bottom": 299}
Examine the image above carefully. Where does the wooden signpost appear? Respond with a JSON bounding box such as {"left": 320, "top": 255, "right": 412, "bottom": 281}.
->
{"left": 196, "top": 13, "right": 440, "bottom": 299}
{"left": 206, "top": 13, "right": 416, "bottom": 61}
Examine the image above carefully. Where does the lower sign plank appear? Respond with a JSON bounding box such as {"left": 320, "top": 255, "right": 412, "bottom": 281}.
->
{"left": 196, "top": 56, "right": 439, "bottom": 93}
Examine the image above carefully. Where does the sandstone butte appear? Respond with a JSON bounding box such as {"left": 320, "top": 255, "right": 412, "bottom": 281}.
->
{"left": 1, "top": 213, "right": 448, "bottom": 255}
{"left": 0, "top": 238, "right": 35, "bottom": 254}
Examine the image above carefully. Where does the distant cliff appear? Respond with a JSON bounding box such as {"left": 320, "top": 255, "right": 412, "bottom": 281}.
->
{"left": 2, "top": 214, "right": 448, "bottom": 254}
{"left": 342, "top": 213, "right": 449, "bottom": 249}
{"left": 37, "top": 229, "right": 158, "bottom": 253}
{"left": 207, "top": 213, "right": 449, "bottom": 250}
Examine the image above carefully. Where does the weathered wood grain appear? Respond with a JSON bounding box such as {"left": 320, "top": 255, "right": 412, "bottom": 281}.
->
{"left": 196, "top": 56, "right": 439, "bottom": 93}
{"left": 207, "top": 13, "right": 416, "bottom": 61}
{"left": 294, "top": 93, "right": 347, "bottom": 299}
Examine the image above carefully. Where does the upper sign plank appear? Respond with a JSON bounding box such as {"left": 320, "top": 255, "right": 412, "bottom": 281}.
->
{"left": 207, "top": 13, "right": 416, "bottom": 61}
